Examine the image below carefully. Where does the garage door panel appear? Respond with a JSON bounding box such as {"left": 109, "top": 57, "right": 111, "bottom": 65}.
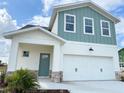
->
{"left": 63, "top": 55, "right": 115, "bottom": 81}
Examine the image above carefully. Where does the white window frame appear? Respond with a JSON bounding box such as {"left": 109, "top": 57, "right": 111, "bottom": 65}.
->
{"left": 100, "top": 20, "right": 111, "bottom": 37}
{"left": 64, "top": 14, "right": 76, "bottom": 33}
{"left": 83, "top": 17, "right": 94, "bottom": 35}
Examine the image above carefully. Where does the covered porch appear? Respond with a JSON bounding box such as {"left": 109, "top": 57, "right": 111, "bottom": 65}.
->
{"left": 4, "top": 27, "right": 65, "bottom": 82}
{"left": 17, "top": 43, "right": 53, "bottom": 77}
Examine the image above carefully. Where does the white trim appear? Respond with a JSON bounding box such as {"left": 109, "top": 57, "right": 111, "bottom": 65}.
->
{"left": 64, "top": 14, "right": 76, "bottom": 33}
{"left": 38, "top": 76, "right": 49, "bottom": 79}
{"left": 100, "top": 20, "right": 111, "bottom": 37}
{"left": 51, "top": 13, "right": 58, "bottom": 34}
{"left": 83, "top": 17, "right": 94, "bottom": 35}
{"left": 67, "top": 40, "right": 117, "bottom": 48}
{"left": 3, "top": 27, "right": 66, "bottom": 43}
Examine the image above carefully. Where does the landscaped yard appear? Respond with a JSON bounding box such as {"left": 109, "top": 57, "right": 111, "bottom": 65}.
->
{"left": 0, "top": 69, "right": 70, "bottom": 93}
{"left": 1, "top": 68, "right": 124, "bottom": 93}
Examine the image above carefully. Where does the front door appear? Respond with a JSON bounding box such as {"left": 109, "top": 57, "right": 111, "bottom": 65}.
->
{"left": 38, "top": 53, "right": 50, "bottom": 76}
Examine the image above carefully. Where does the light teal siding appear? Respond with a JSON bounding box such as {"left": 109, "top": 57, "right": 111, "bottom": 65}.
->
{"left": 58, "top": 7, "right": 116, "bottom": 45}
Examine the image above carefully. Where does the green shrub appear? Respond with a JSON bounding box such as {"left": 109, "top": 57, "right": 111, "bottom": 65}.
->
{"left": 0, "top": 73, "right": 5, "bottom": 83}
{"left": 5, "top": 69, "right": 40, "bottom": 93}
{"left": 0, "top": 73, "right": 6, "bottom": 88}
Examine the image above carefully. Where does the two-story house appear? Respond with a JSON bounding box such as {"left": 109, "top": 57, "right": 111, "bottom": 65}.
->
{"left": 3, "top": 1, "right": 120, "bottom": 82}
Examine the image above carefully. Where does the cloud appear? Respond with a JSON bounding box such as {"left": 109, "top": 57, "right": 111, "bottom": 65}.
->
{"left": 41, "top": 0, "right": 124, "bottom": 16}
{"left": 0, "top": 1, "right": 7, "bottom": 6}
{"left": 0, "top": 8, "right": 18, "bottom": 58}
{"left": 0, "top": 8, "right": 18, "bottom": 33}
{"left": 115, "top": 17, "right": 124, "bottom": 48}
{"left": 116, "top": 17, "right": 124, "bottom": 34}
{"left": 41, "top": 0, "right": 55, "bottom": 16}
{"left": 23, "top": 15, "right": 50, "bottom": 27}
{"left": 120, "top": 40, "right": 124, "bottom": 47}
{"left": 118, "top": 35, "right": 124, "bottom": 48}
{"left": 93, "top": 0, "right": 124, "bottom": 10}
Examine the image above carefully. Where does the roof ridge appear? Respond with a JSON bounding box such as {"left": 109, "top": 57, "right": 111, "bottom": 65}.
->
{"left": 49, "top": 1, "right": 120, "bottom": 29}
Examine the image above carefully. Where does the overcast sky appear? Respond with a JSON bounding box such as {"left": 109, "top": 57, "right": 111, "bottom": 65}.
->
{"left": 0, "top": 0, "right": 124, "bottom": 48}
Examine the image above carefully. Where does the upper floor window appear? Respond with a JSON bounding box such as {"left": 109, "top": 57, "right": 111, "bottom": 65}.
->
{"left": 83, "top": 17, "right": 94, "bottom": 35}
{"left": 101, "top": 20, "right": 111, "bottom": 37}
{"left": 64, "top": 14, "right": 76, "bottom": 33}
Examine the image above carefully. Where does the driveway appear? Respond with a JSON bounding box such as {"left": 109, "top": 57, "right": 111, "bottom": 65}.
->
{"left": 39, "top": 79, "right": 124, "bottom": 93}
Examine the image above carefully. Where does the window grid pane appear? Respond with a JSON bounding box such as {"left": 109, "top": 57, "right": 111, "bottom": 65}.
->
{"left": 102, "top": 28, "right": 109, "bottom": 35}
{"left": 66, "top": 23, "right": 74, "bottom": 31}
{"left": 102, "top": 22, "right": 109, "bottom": 28}
{"left": 85, "top": 26, "right": 93, "bottom": 33}
{"left": 66, "top": 15, "right": 74, "bottom": 23}
{"left": 84, "top": 18, "right": 93, "bottom": 34}
{"left": 65, "top": 15, "right": 75, "bottom": 31}
{"left": 101, "top": 21, "right": 110, "bottom": 36}
{"left": 85, "top": 19, "right": 92, "bottom": 26}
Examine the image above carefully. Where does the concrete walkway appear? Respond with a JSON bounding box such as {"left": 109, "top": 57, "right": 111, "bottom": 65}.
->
{"left": 39, "top": 79, "right": 124, "bottom": 93}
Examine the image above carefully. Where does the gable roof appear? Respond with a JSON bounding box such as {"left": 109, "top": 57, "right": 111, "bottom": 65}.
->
{"left": 3, "top": 26, "right": 66, "bottom": 43}
{"left": 19, "top": 25, "right": 51, "bottom": 31}
{"left": 49, "top": 1, "right": 120, "bottom": 29}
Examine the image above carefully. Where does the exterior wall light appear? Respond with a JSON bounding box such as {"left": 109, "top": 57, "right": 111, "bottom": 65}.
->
{"left": 89, "top": 47, "right": 94, "bottom": 51}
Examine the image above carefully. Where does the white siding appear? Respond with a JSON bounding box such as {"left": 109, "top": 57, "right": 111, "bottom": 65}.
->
{"left": 62, "top": 41, "right": 120, "bottom": 72}
{"left": 8, "top": 29, "right": 62, "bottom": 72}
{"left": 17, "top": 43, "right": 53, "bottom": 70}
{"left": 7, "top": 28, "right": 120, "bottom": 81}
{"left": 51, "top": 14, "right": 58, "bottom": 34}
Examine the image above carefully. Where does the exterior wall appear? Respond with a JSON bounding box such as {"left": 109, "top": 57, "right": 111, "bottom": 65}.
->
{"left": 17, "top": 43, "right": 53, "bottom": 71}
{"left": 7, "top": 27, "right": 120, "bottom": 81}
{"left": 62, "top": 41, "right": 120, "bottom": 72}
{"left": 7, "top": 29, "right": 62, "bottom": 73}
{"left": 58, "top": 6, "right": 116, "bottom": 45}
{"left": 51, "top": 14, "right": 58, "bottom": 34}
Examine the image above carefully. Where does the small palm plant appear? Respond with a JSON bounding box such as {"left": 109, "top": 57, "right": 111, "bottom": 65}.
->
{"left": 5, "top": 69, "right": 40, "bottom": 93}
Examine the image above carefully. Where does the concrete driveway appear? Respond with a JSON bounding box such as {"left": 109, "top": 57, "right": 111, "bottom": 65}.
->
{"left": 39, "top": 79, "right": 124, "bottom": 93}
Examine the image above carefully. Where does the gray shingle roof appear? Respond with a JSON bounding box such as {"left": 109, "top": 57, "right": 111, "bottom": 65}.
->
{"left": 19, "top": 25, "right": 51, "bottom": 31}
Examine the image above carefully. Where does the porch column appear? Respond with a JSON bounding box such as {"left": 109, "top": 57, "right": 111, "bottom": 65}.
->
{"left": 7, "top": 41, "right": 19, "bottom": 72}
{"left": 51, "top": 44, "right": 62, "bottom": 82}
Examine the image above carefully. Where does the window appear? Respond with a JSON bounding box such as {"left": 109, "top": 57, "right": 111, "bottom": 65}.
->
{"left": 64, "top": 14, "right": 76, "bottom": 32}
{"left": 84, "top": 17, "right": 94, "bottom": 35}
{"left": 23, "top": 51, "right": 29, "bottom": 57}
{"left": 101, "top": 20, "right": 111, "bottom": 37}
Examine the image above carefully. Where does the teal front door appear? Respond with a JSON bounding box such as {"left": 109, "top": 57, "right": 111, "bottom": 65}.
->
{"left": 38, "top": 53, "right": 50, "bottom": 76}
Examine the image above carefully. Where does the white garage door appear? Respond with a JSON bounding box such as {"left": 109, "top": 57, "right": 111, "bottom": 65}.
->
{"left": 63, "top": 55, "right": 115, "bottom": 81}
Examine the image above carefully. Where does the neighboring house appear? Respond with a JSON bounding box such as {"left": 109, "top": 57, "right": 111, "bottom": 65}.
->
{"left": 3, "top": 1, "right": 120, "bottom": 82}
{"left": 118, "top": 48, "right": 124, "bottom": 68}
